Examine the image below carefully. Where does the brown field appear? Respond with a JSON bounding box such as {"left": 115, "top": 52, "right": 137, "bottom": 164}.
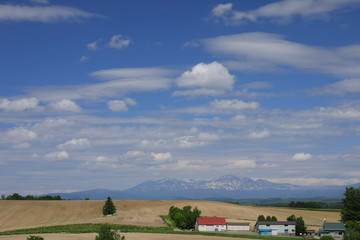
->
{"left": 0, "top": 199, "right": 340, "bottom": 233}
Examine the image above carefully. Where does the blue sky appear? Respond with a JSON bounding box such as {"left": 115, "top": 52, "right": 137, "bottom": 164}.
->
{"left": 1, "top": 0, "right": 360, "bottom": 195}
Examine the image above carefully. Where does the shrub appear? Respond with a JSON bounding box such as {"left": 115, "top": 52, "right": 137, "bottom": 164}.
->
{"left": 27, "top": 236, "right": 44, "bottom": 240}
{"left": 95, "top": 224, "right": 125, "bottom": 240}
{"left": 320, "top": 236, "right": 335, "bottom": 240}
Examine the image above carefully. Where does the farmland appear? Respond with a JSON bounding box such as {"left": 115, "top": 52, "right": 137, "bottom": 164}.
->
{"left": 0, "top": 200, "right": 341, "bottom": 239}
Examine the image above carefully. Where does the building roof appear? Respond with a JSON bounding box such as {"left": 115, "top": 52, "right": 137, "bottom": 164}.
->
{"left": 227, "top": 222, "right": 250, "bottom": 225}
{"left": 324, "top": 222, "right": 345, "bottom": 231}
{"left": 256, "top": 221, "right": 296, "bottom": 226}
{"left": 196, "top": 217, "right": 226, "bottom": 225}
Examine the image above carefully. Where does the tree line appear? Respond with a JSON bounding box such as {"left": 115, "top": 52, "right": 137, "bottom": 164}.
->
{"left": 288, "top": 201, "right": 321, "bottom": 208}
{"left": 1, "top": 193, "right": 62, "bottom": 200}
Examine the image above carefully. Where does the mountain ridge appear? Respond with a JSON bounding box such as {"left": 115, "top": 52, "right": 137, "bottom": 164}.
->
{"left": 43, "top": 175, "right": 359, "bottom": 200}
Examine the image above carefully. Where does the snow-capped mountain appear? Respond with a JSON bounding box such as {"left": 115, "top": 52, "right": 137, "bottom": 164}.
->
{"left": 126, "top": 174, "right": 299, "bottom": 192}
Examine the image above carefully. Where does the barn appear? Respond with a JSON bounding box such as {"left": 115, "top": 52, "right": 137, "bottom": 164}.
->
{"left": 195, "top": 217, "right": 227, "bottom": 232}
{"left": 227, "top": 222, "right": 251, "bottom": 231}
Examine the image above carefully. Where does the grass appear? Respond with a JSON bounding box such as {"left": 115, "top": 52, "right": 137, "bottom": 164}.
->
{"left": 0, "top": 223, "right": 299, "bottom": 240}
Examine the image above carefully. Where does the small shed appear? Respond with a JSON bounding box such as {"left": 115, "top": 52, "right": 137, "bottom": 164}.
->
{"left": 227, "top": 222, "right": 250, "bottom": 231}
{"left": 195, "top": 217, "right": 227, "bottom": 232}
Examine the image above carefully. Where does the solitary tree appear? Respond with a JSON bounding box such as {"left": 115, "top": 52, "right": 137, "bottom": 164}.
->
{"left": 257, "top": 215, "right": 266, "bottom": 221}
{"left": 103, "top": 197, "right": 116, "bottom": 216}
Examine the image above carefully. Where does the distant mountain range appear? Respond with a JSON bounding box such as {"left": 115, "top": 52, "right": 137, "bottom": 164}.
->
{"left": 47, "top": 175, "right": 359, "bottom": 200}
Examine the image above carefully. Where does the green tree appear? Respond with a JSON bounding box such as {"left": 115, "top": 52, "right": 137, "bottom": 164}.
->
{"left": 27, "top": 236, "right": 44, "bottom": 240}
{"left": 287, "top": 214, "right": 296, "bottom": 221}
{"left": 270, "top": 216, "right": 277, "bottom": 221}
{"left": 287, "top": 215, "right": 306, "bottom": 236}
{"left": 103, "top": 197, "right": 116, "bottom": 216}
{"left": 341, "top": 187, "right": 360, "bottom": 240}
{"left": 295, "top": 216, "right": 306, "bottom": 236}
{"left": 257, "top": 215, "right": 265, "bottom": 221}
{"left": 341, "top": 187, "right": 360, "bottom": 222}
{"left": 168, "top": 205, "right": 201, "bottom": 230}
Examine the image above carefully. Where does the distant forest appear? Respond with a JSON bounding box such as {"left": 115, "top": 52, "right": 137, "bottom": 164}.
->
{"left": 229, "top": 198, "right": 343, "bottom": 209}
{"left": 1, "top": 193, "right": 62, "bottom": 200}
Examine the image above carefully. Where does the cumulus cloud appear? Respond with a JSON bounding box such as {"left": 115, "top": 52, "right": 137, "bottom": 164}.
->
{"left": 45, "top": 151, "right": 69, "bottom": 160}
{"left": 174, "top": 62, "right": 235, "bottom": 96}
{"left": 227, "top": 159, "right": 257, "bottom": 168}
{"left": 57, "top": 138, "right": 91, "bottom": 150}
{"left": 151, "top": 152, "right": 173, "bottom": 162}
{"left": 50, "top": 99, "right": 81, "bottom": 112}
{"left": 248, "top": 130, "right": 270, "bottom": 139}
{"left": 211, "top": 0, "right": 360, "bottom": 24}
{"left": 0, "top": 4, "right": 98, "bottom": 23}
{"left": 108, "top": 34, "right": 131, "bottom": 49}
{"left": 292, "top": 153, "right": 312, "bottom": 161}
{"left": 80, "top": 56, "right": 90, "bottom": 62}
{"left": 107, "top": 98, "right": 136, "bottom": 112}
{"left": 0, "top": 97, "right": 39, "bottom": 111}
{"left": 202, "top": 32, "right": 360, "bottom": 77}
{"left": 2, "top": 128, "right": 37, "bottom": 143}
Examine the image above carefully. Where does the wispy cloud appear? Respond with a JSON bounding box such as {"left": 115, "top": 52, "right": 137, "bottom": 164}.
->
{"left": 202, "top": 32, "right": 360, "bottom": 77}
{"left": 107, "top": 34, "right": 132, "bottom": 49}
{"left": 0, "top": 4, "right": 99, "bottom": 23}
{"left": 211, "top": 0, "right": 360, "bottom": 24}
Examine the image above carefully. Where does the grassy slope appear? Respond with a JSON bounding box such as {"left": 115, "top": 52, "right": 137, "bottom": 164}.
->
{"left": 0, "top": 200, "right": 340, "bottom": 232}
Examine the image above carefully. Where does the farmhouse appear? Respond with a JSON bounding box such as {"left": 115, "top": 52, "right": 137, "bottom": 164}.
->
{"left": 254, "top": 221, "right": 296, "bottom": 236}
{"left": 226, "top": 222, "right": 251, "bottom": 231}
{"left": 195, "top": 217, "right": 227, "bottom": 232}
{"left": 319, "top": 222, "right": 345, "bottom": 239}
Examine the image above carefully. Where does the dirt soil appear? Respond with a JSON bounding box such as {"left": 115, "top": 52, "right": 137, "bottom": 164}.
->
{"left": 0, "top": 233, "right": 255, "bottom": 240}
{"left": 0, "top": 199, "right": 340, "bottom": 232}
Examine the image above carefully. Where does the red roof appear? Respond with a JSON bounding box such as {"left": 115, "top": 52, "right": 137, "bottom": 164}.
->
{"left": 196, "top": 217, "right": 226, "bottom": 225}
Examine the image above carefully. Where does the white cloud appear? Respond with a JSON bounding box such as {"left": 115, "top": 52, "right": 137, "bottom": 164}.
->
{"left": 202, "top": 32, "right": 360, "bottom": 77}
{"left": 0, "top": 97, "right": 39, "bottom": 111}
{"left": 107, "top": 98, "right": 137, "bottom": 112}
{"left": 210, "top": 99, "right": 259, "bottom": 111}
{"left": 87, "top": 40, "right": 98, "bottom": 50}
{"left": 91, "top": 67, "right": 175, "bottom": 80}
{"left": 108, "top": 100, "right": 128, "bottom": 112}
{"left": 108, "top": 34, "right": 131, "bottom": 49}
{"left": 292, "top": 153, "right": 312, "bottom": 161}
{"left": 30, "top": 69, "right": 171, "bottom": 101}
{"left": 151, "top": 152, "right": 172, "bottom": 162}
{"left": 45, "top": 151, "right": 69, "bottom": 160}
{"left": 248, "top": 130, "right": 270, "bottom": 139}
{"left": 0, "top": 4, "right": 98, "bottom": 23}
{"left": 80, "top": 56, "right": 90, "bottom": 62}
{"left": 13, "top": 142, "right": 31, "bottom": 149}
{"left": 211, "top": 0, "right": 360, "bottom": 23}
{"left": 175, "top": 62, "right": 235, "bottom": 96}
{"left": 2, "top": 128, "right": 37, "bottom": 143}
{"left": 227, "top": 159, "right": 257, "bottom": 168}
{"left": 212, "top": 3, "right": 233, "bottom": 17}
{"left": 57, "top": 138, "right": 91, "bottom": 150}
{"left": 312, "top": 78, "right": 360, "bottom": 95}
{"left": 50, "top": 99, "right": 81, "bottom": 112}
